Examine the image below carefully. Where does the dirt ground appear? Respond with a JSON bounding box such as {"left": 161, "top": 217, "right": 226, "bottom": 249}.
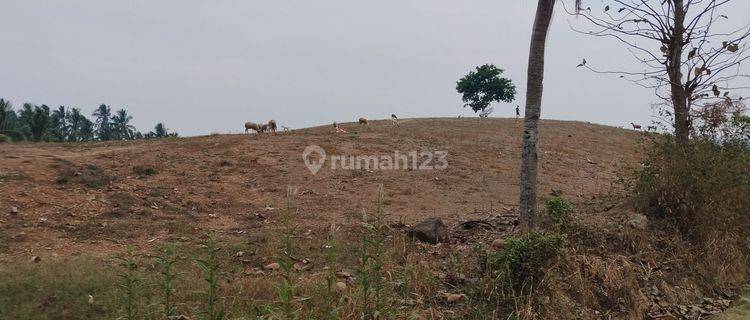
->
{"left": 0, "top": 118, "right": 641, "bottom": 261}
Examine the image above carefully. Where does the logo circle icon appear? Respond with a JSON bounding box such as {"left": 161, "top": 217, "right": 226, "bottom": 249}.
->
{"left": 302, "top": 145, "right": 326, "bottom": 175}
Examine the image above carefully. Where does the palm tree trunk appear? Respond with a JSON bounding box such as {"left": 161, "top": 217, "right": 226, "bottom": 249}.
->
{"left": 519, "top": 0, "right": 556, "bottom": 231}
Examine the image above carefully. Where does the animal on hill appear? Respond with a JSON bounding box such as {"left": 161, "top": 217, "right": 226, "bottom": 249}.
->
{"left": 260, "top": 124, "right": 269, "bottom": 132}
{"left": 630, "top": 122, "right": 642, "bottom": 130}
{"left": 646, "top": 125, "right": 657, "bottom": 131}
{"left": 244, "top": 122, "right": 263, "bottom": 133}
{"left": 267, "top": 120, "right": 277, "bottom": 133}
{"left": 391, "top": 114, "right": 399, "bottom": 126}
{"left": 281, "top": 125, "right": 290, "bottom": 132}
{"left": 358, "top": 117, "right": 368, "bottom": 125}
{"left": 333, "top": 122, "right": 347, "bottom": 133}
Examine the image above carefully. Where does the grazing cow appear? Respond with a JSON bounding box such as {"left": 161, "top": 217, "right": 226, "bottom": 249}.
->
{"left": 358, "top": 117, "right": 368, "bottom": 125}
{"left": 245, "top": 122, "right": 263, "bottom": 133}
{"left": 267, "top": 120, "right": 277, "bottom": 133}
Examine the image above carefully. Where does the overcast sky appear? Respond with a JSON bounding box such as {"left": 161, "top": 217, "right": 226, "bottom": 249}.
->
{"left": 2, "top": 1, "right": 749, "bottom": 136}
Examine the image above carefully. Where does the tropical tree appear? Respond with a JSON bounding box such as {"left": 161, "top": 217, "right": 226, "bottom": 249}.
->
{"left": 456, "top": 64, "right": 517, "bottom": 115}
{"left": 153, "top": 123, "right": 168, "bottom": 138}
{"left": 65, "top": 108, "right": 95, "bottom": 142}
{"left": 17, "top": 103, "right": 35, "bottom": 139}
{"left": 29, "top": 105, "right": 50, "bottom": 141}
{"left": 92, "top": 104, "right": 113, "bottom": 141}
{"left": 112, "top": 109, "right": 135, "bottom": 140}
{"left": 49, "top": 106, "right": 68, "bottom": 142}
{"left": 519, "top": 0, "right": 557, "bottom": 231}
{"left": 0, "top": 99, "right": 9, "bottom": 130}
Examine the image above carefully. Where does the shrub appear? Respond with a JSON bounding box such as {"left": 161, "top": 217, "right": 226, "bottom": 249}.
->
{"left": 544, "top": 197, "right": 573, "bottom": 232}
{"left": 0, "top": 134, "right": 10, "bottom": 143}
{"left": 492, "top": 231, "right": 564, "bottom": 291}
{"left": 635, "top": 137, "right": 750, "bottom": 243}
{"left": 132, "top": 165, "right": 157, "bottom": 176}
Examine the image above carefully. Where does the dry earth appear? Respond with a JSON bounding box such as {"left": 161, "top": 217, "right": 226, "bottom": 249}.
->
{"left": 0, "top": 118, "right": 641, "bottom": 261}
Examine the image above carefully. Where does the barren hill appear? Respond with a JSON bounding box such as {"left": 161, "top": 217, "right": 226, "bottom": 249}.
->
{"left": 0, "top": 118, "right": 641, "bottom": 259}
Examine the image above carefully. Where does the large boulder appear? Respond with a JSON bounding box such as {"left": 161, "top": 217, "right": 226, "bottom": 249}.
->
{"left": 408, "top": 218, "right": 448, "bottom": 244}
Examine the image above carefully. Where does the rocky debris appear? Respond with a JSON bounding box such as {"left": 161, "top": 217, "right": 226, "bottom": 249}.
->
{"left": 334, "top": 281, "right": 347, "bottom": 293}
{"left": 263, "top": 262, "right": 280, "bottom": 271}
{"left": 293, "top": 261, "right": 311, "bottom": 272}
{"left": 9, "top": 206, "right": 19, "bottom": 215}
{"left": 445, "top": 293, "right": 465, "bottom": 303}
{"left": 30, "top": 256, "right": 41, "bottom": 263}
{"left": 645, "top": 284, "right": 732, "bottom": 319}
{"left": 627, "top": 213, "right": 649, "bottom": 230}
{"left": 408, "top": 218, "right": 448, "bottom": 244}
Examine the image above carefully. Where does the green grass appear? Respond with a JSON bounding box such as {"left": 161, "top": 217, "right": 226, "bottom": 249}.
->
{"left": 0, "top": 258, "right": 120, "bottom": 320}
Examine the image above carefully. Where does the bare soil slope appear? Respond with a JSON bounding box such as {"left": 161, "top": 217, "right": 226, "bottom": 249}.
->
{"left": 0, "top": 118, "right": 641, "bottom": 259}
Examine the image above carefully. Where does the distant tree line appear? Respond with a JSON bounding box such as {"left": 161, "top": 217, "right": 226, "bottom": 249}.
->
{"left": 0, "top": 98, "right": 177, "bottom": 142}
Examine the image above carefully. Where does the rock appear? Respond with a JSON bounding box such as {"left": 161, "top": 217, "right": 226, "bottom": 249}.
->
{"left": 335, "top": 271, "right": 352, "bottom": 279}
{"left": 87, "top": 294, "right": 95, "bottom": 304}
{"left": 492, "top": 239, "right": 507, "bottom": 251}
{"left": 627, "top": 214, "right": 648, "bottom": 230}
{"left": 334, "top": 281, "right": 347, "bottom": 293}
{"left": 446, "top": 293, "right": 464, "bottom": 303}
{"left": 10, "top": 206, "right": 18, "bottom": 215}
{"left": 408, "top": 218, "right": 448, "bottom": 244}
{"left": 263, "top": 262, "right": 280, "bottom": 271}
{"left": 293, "top": 261, "right": 310, "bottom": 271}
{"left": 30, "top": 256, "right": 41, "bottom": 263}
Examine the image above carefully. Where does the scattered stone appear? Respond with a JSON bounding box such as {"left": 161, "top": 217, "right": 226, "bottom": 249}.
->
{"left": 293, "top": 261, "right": 310, "bottom": 272}
{"left": 87, "top": 294, "right": 95, "bottom": 304}
{"left": 335, "top": 281, "right": 347, "bottom": 293}
{"left": 446, "top": 293, "right": 464, "bottom": 303}
{"left": 30, "top": 256, "right": 41, "bottom": 263}
{"left": 235, "top": 251, "right": 245, "bottom": 258}
{"left": 335, "top": 271, "right": 352, "bottom": 279}
{"left": 408, "top": 217, "right": 448, "bottom": 244}
{"left": 492, "top": 239, "right": 507, "bottom": 251}
{"left": 10, "top": 206, "right": 18, "bottom": 215}
{"left": 264, "top": 262, "right": 280, "bottom": 271}
{"left": 627, "top": 213, "right": 649, "bottom": 229}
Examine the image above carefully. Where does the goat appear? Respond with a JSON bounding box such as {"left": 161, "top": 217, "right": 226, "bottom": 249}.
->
{"left": 630, "top": 122, "right": 642, "bottom": 130}
{"left": 358, "top": 117, "right": 368, "bottom": 125}
{"left": 244, "top": 122, "right": 263, "bottom": 133}
{"left": 267, "top": 120, "right": 277, "bottom": 133}
{"left": 260, "top": 124, "right": 268, "bottom": 132}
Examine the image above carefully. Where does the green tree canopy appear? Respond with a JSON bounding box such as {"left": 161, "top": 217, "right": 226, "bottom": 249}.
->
{"left": 456, "top": 64, "right": 517, "bottom": 114}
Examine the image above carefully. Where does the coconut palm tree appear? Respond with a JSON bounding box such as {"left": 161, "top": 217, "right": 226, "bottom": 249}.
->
{"left": 92, "top": 104, "right": 112, "bottom": 141}
{"left": 153, "top": 122, "right": 168, "bottom": 138}
{"left": 519, "top": 0, "right": 557, "bottom": 231}
{"left": 112, "top": 109, "right": 135, "bottom": 140}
